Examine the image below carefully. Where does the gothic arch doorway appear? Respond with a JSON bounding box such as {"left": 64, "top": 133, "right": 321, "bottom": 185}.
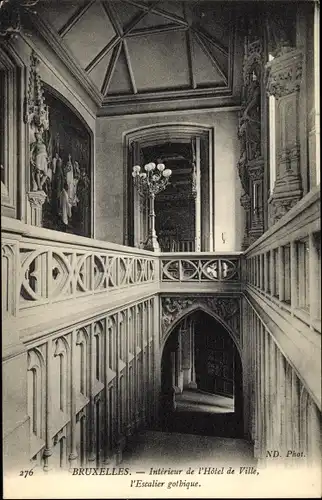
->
{"left": 160, "top": 309, "right": 243, "bottom": 439}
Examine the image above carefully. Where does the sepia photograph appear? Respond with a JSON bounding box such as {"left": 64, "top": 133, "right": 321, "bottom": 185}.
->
{"left": 1, "top": 0, "right": 320, "bottom": 498}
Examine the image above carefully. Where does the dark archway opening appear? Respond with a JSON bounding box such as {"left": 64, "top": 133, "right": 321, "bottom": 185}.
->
{"left": 160, "top": 310, "right": 243, "bottom": 439}
{"left": 125, "top": 125, "right": 212, "bottom": 251}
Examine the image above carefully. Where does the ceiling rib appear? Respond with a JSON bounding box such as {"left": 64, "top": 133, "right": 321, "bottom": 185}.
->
{"left": 58, "top": 0, "right": 96, "bottom": 38}
{"left": 42, "top": 0, "right": 235, "bottom": 103}
{"left": 128, "top": 24, "right": 186, "bottom": 37}
{"left": 192, "top": 25, "right": 228, "bottom": 57}
{"left": 87, "top": 2, "right": 159, "bottom": 73}
{"left": 186, "top": 30, "right": 196, "bottom": 89}
{"left": 183, "top": 1, "right": 196, "bottom": 89}
{"left": 123, "top": 39, "right": 137, "bottom": 94}
{"left": 194, "top": 32, "right": 228, "bottom": 84}
{"left": 86, "top": 35, "right": 120, "bottom": 73}
{"left": 101, "top": 41, "right": 122, "bottom": 95}
{"left": 101, "top": 1, "right": 123, "bottom": 37}
{"left": 125, "top": 0, "right": 188, "bottom": 27}
{"left": 121, "top": 5, "right": 154, "bottom": 34}
{"left": 183, "top": 1, "right": 193, "bottom": 26}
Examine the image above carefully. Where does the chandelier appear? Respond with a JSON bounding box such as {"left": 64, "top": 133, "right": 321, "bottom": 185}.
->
{"left": 132, "top": 162, "right": 172, "bottom": 195}
{"left": 132, "top": 162, "right": 172, "bottom": 252}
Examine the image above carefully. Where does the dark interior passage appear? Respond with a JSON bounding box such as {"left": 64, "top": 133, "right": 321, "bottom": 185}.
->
{"left": 160, "top": 310, "right": 243, "bottom": 438}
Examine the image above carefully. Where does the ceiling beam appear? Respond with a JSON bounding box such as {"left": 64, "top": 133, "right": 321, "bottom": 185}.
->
{"left": 186, "top": 29, "right": 196, "bottom": 89}
{"left": 85, "top": 0, "right": 160, "bottom": 72}
{"left": 122, "top": 8, "right": 150, "bottom": 34}
{"left": 123, "top": 39, "right": 137, "bottom": 94}
{"left": 58, "top": 0, "right": 96, "bottom": 38}
{"left": 86, "top": 4, "right": 156, "bottom": 73}
{"left": 183, "top": 2, "right": 196, "bottom": 89}
{"left": 101, "top": 1, "right": 123, "bottom": 37}
{"left": 194, "top": 32, "right": 228, "bottom": 85}
{"left": 125, "top": 0, "right": 189, "bottom": 28}
{"left": 191, "top": 25, "right": 228, "bottom": 57}
{"left": 127, "top": 24, "right": 187, "bottom": 37}
{"left": 86, "top": 35, "right": 120, "bottom": 73}
{"left": 101, "top": 41, "right": 122, "bottom": 95}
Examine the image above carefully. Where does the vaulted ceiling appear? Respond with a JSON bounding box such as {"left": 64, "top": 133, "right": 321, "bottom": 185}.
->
{"left": 34, "top": 1, "right": 241, "bottom": 113}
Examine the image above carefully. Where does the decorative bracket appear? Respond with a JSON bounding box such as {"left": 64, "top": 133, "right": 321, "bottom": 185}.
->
{"left": 266, "top": 49, "right": 303, "bottom": 99}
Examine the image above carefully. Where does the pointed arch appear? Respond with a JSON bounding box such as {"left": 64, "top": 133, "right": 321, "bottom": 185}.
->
{"left": 159, "top": 303, "right": 244, "bottom": 438}
{"left": 161, "top": 301, "right": 242, "bottom": 360}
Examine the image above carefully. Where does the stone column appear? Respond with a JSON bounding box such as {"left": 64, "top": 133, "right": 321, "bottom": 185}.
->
{"left": 188, "top": 319, "right": 197, "bottom": 389}
{"left": 181, "top": 322, "right": 191, "bottom": 389}
{"left": 266, "top": 49, "right": 303, "bottom": 224}
{"left": 69, "top": 329, "right": 79, "bottom": 470}
{"left": 171, "top": 352, "right": 176, "bottom": 390}
{"left": 152, "top": 296, "right": 161, "bottom": 426}
{"left": 182, "top": 318, "right": 198, "bottom": 390}
{"left": 176, "top": 329, "right": 183, "bottom": 393}
{"left": 27, "top": 190, "right": 47, "bottom": 227}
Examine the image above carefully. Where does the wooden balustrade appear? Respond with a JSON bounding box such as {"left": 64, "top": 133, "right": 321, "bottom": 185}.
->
{"left": 161, "top": 252, "right": 242, "bottom": 281}
{"left": 2, "top": 217, "right": 159, "bottom": 352}
{"left": 160, "top": 252, "right": 243, "bottom": 294}
{"left": 243, "top": 187, "right": 321, "bottom": 466}
{"left": 244, "top": 187, "right": 321, "bottom": 333}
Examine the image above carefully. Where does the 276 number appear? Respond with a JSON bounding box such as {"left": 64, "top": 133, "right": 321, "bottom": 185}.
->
{"left": 19, "top": 470, "right": 34, "bottom": 478}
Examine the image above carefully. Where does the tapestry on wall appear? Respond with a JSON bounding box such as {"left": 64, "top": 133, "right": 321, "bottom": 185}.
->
{"left": 41, "top": 91, "right": 91, "bottom": 237}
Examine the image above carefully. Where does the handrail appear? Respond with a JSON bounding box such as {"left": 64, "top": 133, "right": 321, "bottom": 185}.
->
{"left": 161, "top": 251, "right": 243, "bottom": 257}
{"left": 245, "top": 186, "right": 320, "bottom": 256}
{"left": 1, "top": 216, "right": 156, "bottom": 256}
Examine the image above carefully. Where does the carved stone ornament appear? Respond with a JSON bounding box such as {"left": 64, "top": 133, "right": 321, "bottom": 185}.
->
{"left": 237, "top": 32, "right": 263, "bottom": 199}
{"left": 27, "top": 190, "right": 46, "bottom": 207}
{"left": 27, "top": 190, "right": 46, "bottom": 226}
{"left": 243, "top": 39, "right": 263, "bottom": 85}
{"left": 268, "top": 196, "right": 300, "bottom": 225}
{"left": 240, "top": 192, "right": 251, "bottom": 210}
{"left": 266, "top": 50, "right": 303, "bottom": 99}
{"left": 277, "top": 143, "right": 301, "bottom": 174}
{"left": 191, "top": 161, "right": 197, "bottom": 198}
{"left": 25, "top": 51, "right": 51, "bottom": 195}
{"left": 161, "top": 296, "right": 240, "bottom": 338}
{"left": 25, "top": 51, "right": 49, "bottom": 131}
{"left": 0, "top": 0, "right": 39, "bottom": 40}
{"left": 248, "top": 158, "right": 264, "bottom": 181}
